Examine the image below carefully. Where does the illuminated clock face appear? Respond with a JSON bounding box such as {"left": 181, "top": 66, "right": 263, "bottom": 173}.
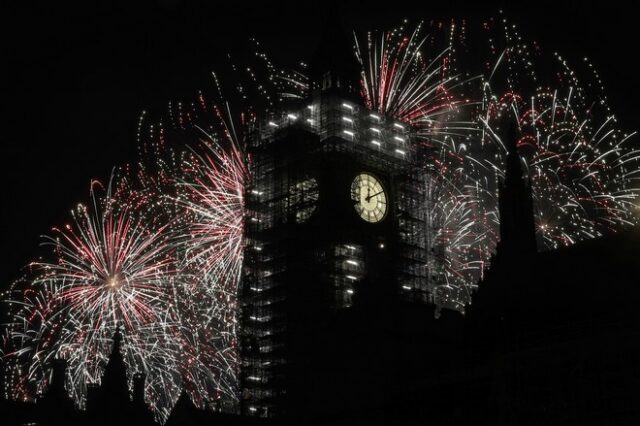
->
{"left": 351, "top": 173, "right": 388, "bottom": 223}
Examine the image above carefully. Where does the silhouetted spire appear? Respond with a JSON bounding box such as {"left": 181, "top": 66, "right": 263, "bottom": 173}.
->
{"left": 132, "top": 372, "right": 146, "bottom": 405}
{"left": 114, "top": 325, "right": 122, "bottom": 348}
{"left": 131, "top": 372, "right": 155, "bottom": 425}
{"left": 307, "top": 1, "right": 361, "bottom": 96}
{"left": 49, "top": 359, "right": 68, "bottom": 396}
{"left": 166, "top": 390, "right": 201, "bottom": 425}
{"left": 38, "top": 359, "right": 77, "bottom": 426}
{"left": 498, "top": 119, "right": 538, "bottom": 255}
{"left": 502, "top": 120, "right": 530, "bottom": 194}
{"left": 101, "top": 327, "right": 129, "bottom": 403}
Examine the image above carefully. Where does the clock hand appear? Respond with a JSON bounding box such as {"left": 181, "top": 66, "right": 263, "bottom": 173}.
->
{"left": 366, "top": 190, "right": 384, "bottom": 202}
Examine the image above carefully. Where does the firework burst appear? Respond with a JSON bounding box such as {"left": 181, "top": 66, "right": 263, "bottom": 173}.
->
{"left": 1, "top": 178, "right": 179, "bottom": 413}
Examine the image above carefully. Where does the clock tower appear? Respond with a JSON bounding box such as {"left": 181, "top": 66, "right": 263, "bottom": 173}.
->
{"left": 238, "top": 11, "right": 433, "bottom": 423}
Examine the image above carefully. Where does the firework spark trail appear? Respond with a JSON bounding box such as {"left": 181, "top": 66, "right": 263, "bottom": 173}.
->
{"left": 168, "top": 123, "right": 249, "bottom": 409}
{"left": 426, "top": 173, "right": 498, "bottom": 311}
{"left": 135, "top": 92, "right": 252, "bottom": 410}
{"left": 119, "top": 101, "right": 250, "bottom": 414}
{"left": 177, "top": 131, "right": 248, "bottom": 284}
{"left": 488, "top": 88, "right": 640, "bottom": 249}
{"left": 124, "top": 57, "right": 260, "bottom": 416}
{"left": 480, "top": 14, "right": 640, "bottom": 251}
{"left": 356, "top": 20, "right": 498, "bottom": 311}
{"left": 355, "top": 22, "right": 468, "bottom": 124}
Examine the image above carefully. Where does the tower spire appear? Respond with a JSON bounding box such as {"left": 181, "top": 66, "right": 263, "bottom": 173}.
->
{"left": 307, "top": 2, "right": 360, "bottom": 96}
{"left": 497, "top": 119, "right": 538, "bottom": 256}
{"left": 100, "top": 327, "right": 129, "bottom": 404}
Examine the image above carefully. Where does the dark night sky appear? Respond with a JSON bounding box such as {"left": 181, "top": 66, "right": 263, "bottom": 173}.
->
{"left": 1, "top": 1, "right": 637, "bottom": 287}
